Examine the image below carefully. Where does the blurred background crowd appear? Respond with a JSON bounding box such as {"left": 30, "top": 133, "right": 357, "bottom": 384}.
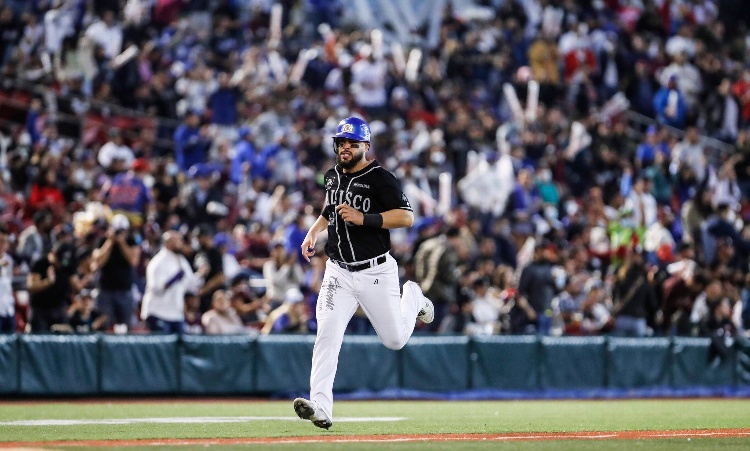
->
{"left": 0, "top": 0, "right": 749, "bottom": 344}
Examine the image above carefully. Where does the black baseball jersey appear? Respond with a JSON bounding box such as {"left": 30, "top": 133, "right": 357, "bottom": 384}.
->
{"left": 322, "top": 161, "right": 412, "bottom": 263}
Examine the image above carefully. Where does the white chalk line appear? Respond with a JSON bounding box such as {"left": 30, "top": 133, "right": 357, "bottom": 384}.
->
{"left": 0, "top": 416, "right": 406, "bottom": 426}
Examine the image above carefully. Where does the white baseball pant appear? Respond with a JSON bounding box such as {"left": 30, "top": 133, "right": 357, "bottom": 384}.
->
{"left": 309, "top": 253, "right": 424, "bottom": 420}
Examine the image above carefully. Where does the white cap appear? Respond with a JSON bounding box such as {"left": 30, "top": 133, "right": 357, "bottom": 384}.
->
{"left": 111, "top": 214, "right": 130, "bottom": 231}
{"left": 285, "top": 288, "right": 304, "bottom": 304}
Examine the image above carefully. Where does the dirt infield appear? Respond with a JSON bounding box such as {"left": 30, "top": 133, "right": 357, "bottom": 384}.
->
{"left": 2, "top": 428, "right": 749, "bottom": 447}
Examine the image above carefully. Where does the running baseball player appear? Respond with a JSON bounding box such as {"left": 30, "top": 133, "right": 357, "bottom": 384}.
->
{"left": 293, "top": 116, "right": 434, "bottom": 429}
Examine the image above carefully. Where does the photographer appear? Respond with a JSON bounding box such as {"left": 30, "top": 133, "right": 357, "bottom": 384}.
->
{"left": 92, "top": 214, "right": 140, "bottom": 331}
{"left": 26, "top": 242, "right": 83, "bottom": 333}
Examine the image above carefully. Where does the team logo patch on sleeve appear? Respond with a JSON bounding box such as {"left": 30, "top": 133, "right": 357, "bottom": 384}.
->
{"left": 402, "top": 193, "right": 411, "bottom": 207}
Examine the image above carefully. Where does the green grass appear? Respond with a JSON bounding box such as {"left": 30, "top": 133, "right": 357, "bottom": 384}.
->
{"left": 0, "top": 399, "right": 748, "bottom": 449}
{"left": 67, "top": 440, "right": 750, "bottom": 451}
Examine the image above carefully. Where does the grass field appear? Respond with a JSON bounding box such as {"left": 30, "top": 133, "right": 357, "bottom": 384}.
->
{"left": 0, "top": 399, "right": 749, "bottom": 449}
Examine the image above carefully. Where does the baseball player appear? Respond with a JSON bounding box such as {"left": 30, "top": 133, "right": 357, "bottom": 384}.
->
{"left": 293, "top": 116, "right": 434, "bottom": 429}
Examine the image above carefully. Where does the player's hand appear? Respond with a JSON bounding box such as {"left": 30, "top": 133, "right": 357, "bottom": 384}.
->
{"left": 301, "top": 234, "right": 317, "bottom": 262}
{"left": 336, "top": 204, "right": 363, "bottom": 226}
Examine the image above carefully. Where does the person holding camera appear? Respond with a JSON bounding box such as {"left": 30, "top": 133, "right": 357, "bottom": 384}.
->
{"left": 26, "top": 242, "right": 84, "bottom": 333}
{"left": 140, "top": 231, "right": 208, "bottom": 333}
{"left": 92, "top": 214, "right": 140, "bottom": 331}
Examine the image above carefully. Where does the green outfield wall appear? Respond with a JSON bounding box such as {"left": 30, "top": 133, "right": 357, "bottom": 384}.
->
{"left": 0, "top": 334, "right": 747, "bottom": 396}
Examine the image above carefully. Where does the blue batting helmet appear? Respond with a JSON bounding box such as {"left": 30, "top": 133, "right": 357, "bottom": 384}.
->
{"left": 333, "top": 117, "right": 371, "bottom": 143}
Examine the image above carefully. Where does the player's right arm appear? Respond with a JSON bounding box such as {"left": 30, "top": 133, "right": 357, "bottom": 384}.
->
{"left": 301, "top": 215, "right": 328, "bottom": 262}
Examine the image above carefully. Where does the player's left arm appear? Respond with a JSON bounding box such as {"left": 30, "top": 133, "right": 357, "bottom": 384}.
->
{"left": 336, "top": 204, "right": 413, "bottom": 229}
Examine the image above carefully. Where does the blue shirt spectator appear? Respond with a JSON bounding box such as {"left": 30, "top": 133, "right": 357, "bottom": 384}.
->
{"left": 636, "top": 126, "right": 670, "bottom": 168}
{"left": 230, "top": 127, "right": 256, "bottom": 184}
{"left": 174, "top": 112, "right": 212, "bottom": 172}
{"left": 208, "top": 72, "right": 239, "bottom": 125}
{"left": 654, "top": 77, "right": 688, "bottom": 129}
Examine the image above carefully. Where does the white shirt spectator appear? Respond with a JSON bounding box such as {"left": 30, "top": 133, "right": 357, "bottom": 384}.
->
{"left": 84, "top": 17, "right": 123, "bottom": 59}
{"left": 97, "top": 140, "right": 135, "bottom": 170}
{"left": 350, "top": 56, "right": 387, "bottom": 108}
{"left": 262, "top": 254, "right": 304, "bottom": 304}
{"left": 457, "top": 155, "right": 514, "bottom": 217}
{"left": 44, "top": 3, "right": 76, "bottom": 55}
{"left": 0, "top": 252, "right": 14, "bottom": 317}
{"left": 472, "top": 293, "right": 501, "bottom": 330}
{"left": 141, "top": 245, "right": 203, "bottom": 322}
{"left": 175, "top": 71, "right": 216, "bottom": 116}
{"left": 628, "top": 190, "right": 658, "bottom": 228}
{"left": 665, "top": 36, "right": 696, "bottom": 58}
{"left": 659, "top": 62, "right": 703, "bottom": 109}
{"left": 202, "top": 308, "right": 245, "bottom": 334}
{"left": 672, "top": 137, "right": 706, "bottom": 182}
{"left": 644, "top": 221, "right": 676, "bottom": 253}
{"left": 123, "top": 0, "right": 151, "bottom": 26}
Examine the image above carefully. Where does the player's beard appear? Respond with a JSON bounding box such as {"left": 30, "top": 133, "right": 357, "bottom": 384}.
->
{"left": 336, "top": 150, "right": 365, "bottom": 170}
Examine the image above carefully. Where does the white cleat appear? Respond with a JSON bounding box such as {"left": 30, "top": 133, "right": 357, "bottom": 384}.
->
{"left": 293, "top": 398, "right": 332, "bottom": 430}
{"left": 418, "top": 298, "right": 435, "bottom": 324}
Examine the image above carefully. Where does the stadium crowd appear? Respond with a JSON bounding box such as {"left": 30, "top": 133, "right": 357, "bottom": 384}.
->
{"left": 0, "top": 0, "right": 749, "bottom": 344}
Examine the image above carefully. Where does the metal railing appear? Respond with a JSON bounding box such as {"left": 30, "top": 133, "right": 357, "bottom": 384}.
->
{"left": 624, "top": 110, "right": 736, "bottom": 161}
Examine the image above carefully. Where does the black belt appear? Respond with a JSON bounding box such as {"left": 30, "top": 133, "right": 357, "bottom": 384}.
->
{"left": 333, "top": 255, "right": 387, "bottom": 272}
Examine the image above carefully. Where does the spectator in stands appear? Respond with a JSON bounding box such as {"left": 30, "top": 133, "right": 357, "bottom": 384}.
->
{"left": 208, "top": 71, "right": 241, "bottom": 126}
{"left": 611, "top": 250, "right": 658, "bottom": 337}
{"left": 0, "top": 228, "right": 15, "bottom": 333}
{"left": 67, "top": 289, "right": 106, "bottom": 333}
{"left": 26, "top": 242, "right": 82, "bottom": 333}
{"left": 99, "top": 158, "right": 152, "bottom": 227}
{"left": 349, "top": 44, "right": 387, "bottom": 119}
{"left": 97, "top": 130, "right": 134, "bottom": 175}
{"left": 262, "top": 241, "right": 304, "bottom": 308}
{"left": 672, "top": 126, "right": 707, "bottom": 183}
{"left": 174, "top": 110, "right": 212, "bottom": 173}
{"left": 703, "top": 203, "right": 750, "bottom": 265}
{"left": 629, "top": 176, "right": 658, "bottom": 228}
{"left": 518, "top": 242, "right": 561, "bottom": 335}
{"left": 635, "top": 126, "right": 669, "bottom": 169}
{"left": 414, "top": 227, "right": 462, "bottom": 332}
{"left": 28, "top": 166, "right": 65, "bottom": 219}
{"left": 151, "top": 160, "right": 179, "bottom": 227}
{"left": 703, "top": 78, "right": 740, "bottom": 142}
{"left": 183, "top": 292, "right": 203, "bottom": 334}
{"left": 467, "top": 278, "right": 501, "bottom": 336}
{"left": 17, "top": 209, "right": 53, "bottom": 266}
{"left": 654, "top": 75, "right": 688, "bottom": 129}
{"left": 261, "top": 287, "right": 309, "bottom": 334}
{"left": 92, "top": 214, "right": 139, "bottom": 331}
{"left": 230, "top": 126, "right": 255, "bottom": 185}
{"left": 191, "top": 224, "right": 225, "bottom": 312}
{"left": 84, "top": 9, "right": 122, "bottom": 60}
{"left": 202, "top": 289, "right": 245, "bottom": 334}
{"left": 141, "top": 231, "right": 207, "bottom": 334}
{"left": 180, "top": 164, "right": 227, "bottom": 227}
{"left": 509, "top": 168, "right": 543, "bottom": 235}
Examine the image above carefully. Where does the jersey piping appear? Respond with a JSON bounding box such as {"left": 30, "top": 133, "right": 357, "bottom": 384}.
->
{"left": 342, "top": 164, "right": 378, "bottom": 261}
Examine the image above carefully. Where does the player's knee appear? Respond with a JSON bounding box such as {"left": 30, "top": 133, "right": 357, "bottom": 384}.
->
{"left": 381, "top": 336, "right": 406, "bottom": 350}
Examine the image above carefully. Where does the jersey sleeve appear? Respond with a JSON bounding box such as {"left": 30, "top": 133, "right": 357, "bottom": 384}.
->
{"left": 377, "top": 170, "right": 413, "bottom": 212}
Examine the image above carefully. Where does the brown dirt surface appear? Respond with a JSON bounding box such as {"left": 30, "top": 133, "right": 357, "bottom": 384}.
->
{"left": 1, "top": 428, "right": 749, "bottom": 447}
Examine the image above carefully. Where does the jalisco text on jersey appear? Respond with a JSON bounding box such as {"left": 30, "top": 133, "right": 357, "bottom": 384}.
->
{"left": 325, "top": 190, "right": 372, "bottom": 212}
